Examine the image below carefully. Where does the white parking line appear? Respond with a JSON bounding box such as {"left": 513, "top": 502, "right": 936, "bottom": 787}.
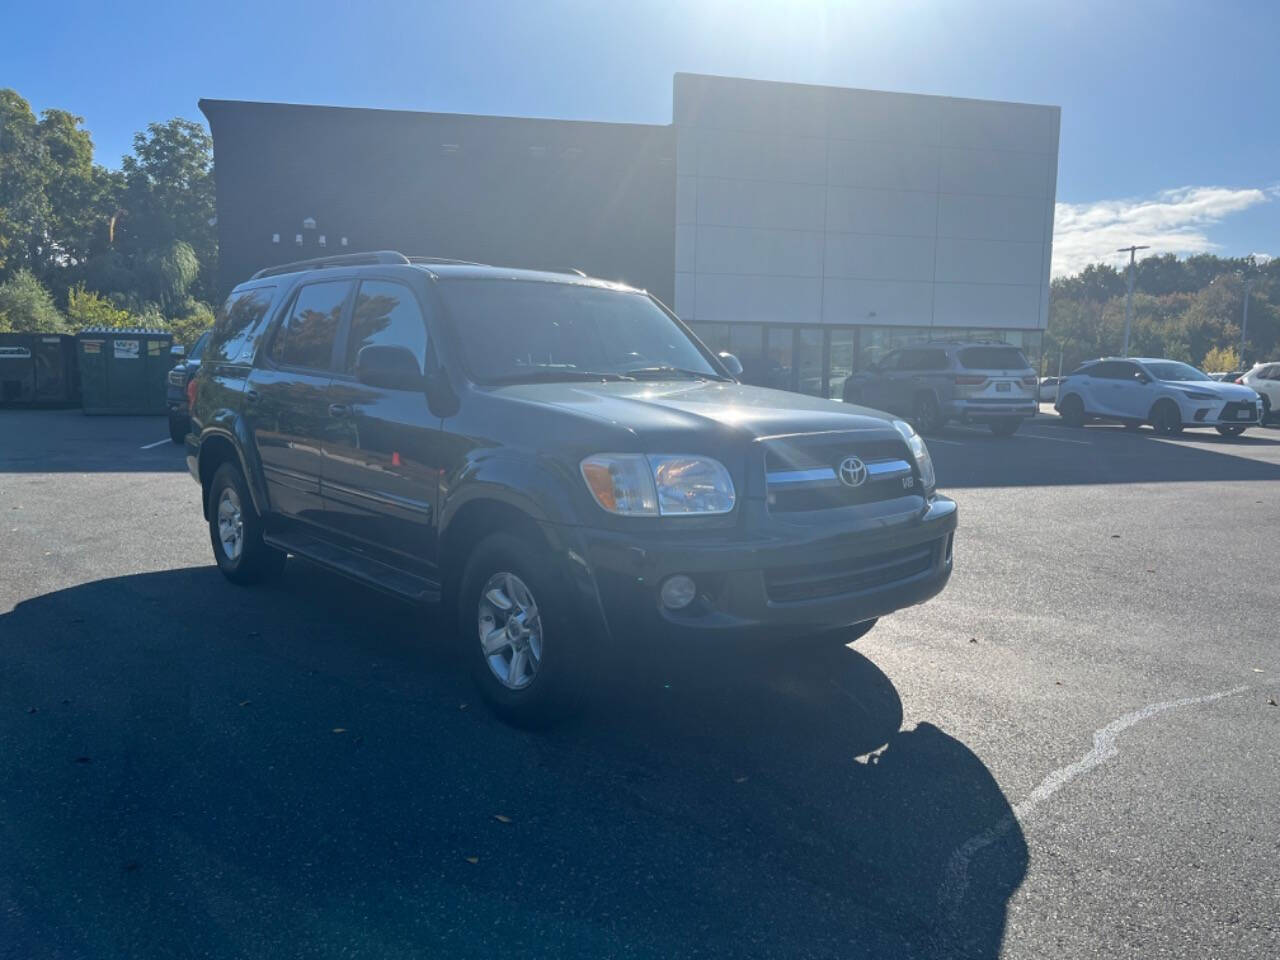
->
{"left": 139, "top": 438, "right": 171, "bottom": 450}
{"left": 1017, "top": 431, "right": 1093, "bottom": 446}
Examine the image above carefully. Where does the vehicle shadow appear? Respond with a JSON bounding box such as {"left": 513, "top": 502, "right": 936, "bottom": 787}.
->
{"left": 0, "top": 564, "right": 1025, "bottom": 960}
{"left": 930, "top": 416, "right": 1280, "bottom": 488}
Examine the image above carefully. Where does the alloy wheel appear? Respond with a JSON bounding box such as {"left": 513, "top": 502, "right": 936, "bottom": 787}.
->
{"left": 477, "top": 572, "right": 543, "bottom": 690}
{"left": 216, "top": 487, "right": 244, "bottom": 562}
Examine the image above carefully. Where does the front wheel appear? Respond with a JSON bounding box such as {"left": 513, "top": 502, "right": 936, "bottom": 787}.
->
{"left": 1261, "top": 394, "right": 1272, "bottom": 424}
{"left": 988, "top": 418, "right": 1021, "bottom": 437}
{"left": 1216, "top": 424, "right": 1247, "bottom": 437}
{"left": 459, "top": 532, "right": 587, "bottom": 726}
{"left": 1150, "top": 401, "right": 1183, "bottom": 436}
{"left": 207, "top": 463, "right": 285, "bottom": 584}
{"left": 168, "top": 415, "right": 188, "bottom": 444}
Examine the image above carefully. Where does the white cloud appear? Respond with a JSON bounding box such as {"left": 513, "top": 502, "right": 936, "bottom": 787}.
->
{"left": 1051, "top": 186, "right": 1273, "bottom": 278}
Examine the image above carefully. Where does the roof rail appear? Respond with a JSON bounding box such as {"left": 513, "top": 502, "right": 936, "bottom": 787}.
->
{"left": 405, "top": 256, "right": 487, "bottom": 266}
{"left": 250, "top": 250, "right": 411, "bottom": 280}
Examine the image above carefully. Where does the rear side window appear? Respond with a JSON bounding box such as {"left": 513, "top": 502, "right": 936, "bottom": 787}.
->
{"left": 899, "top": 348, "right": 949, "bottom": 371}
{"left": 344, "top": 280, "right": 427, "bottom": 373}
{"left": 207, "top": 286, "right": 277, "bottom": 363}
{"left": 958, "top": 346, "right": 1029, "bottom": 370}
{"left": 270, "top": 280, "right": 352, "bottom": 371}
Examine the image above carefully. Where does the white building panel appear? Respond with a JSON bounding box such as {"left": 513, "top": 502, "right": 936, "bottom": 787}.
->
{"left": 695, "top": 274, "right": 822, "bottom": 324}
{"left": 694, "top": 128, "right": 827, "bottom": 184}
{"left": 822, "top": 278, "right": 935, "bottom": 326}
{"left": 674, "top": 224, "right": 696, "bottom": 273}
{"left": 696, "top": 177, "right": 827, "bottom": 231}
{"left": 936, "top": 192, "right": 1046, "bottom": 243}
{"left": 694, "top": 225, "right": 824, "bottom": 278}
{"left": 933, "top": 282, "right": 1043, "bottom": 329}
{"left": 938, "top": 98, "right": 1058, "bottom": 154}
{"left": 939, "top": 147, "right": 1051, "bottom": 198}
{"left": 824, "top": 233, "right": 936, "bottom": 282}
{"left": 934, "top": 237, "right": 1045, "bottom": 286}
{"left": 674, "top": 271, "right": 695, "bottom": 317}
{"left": 825, "top": 88, "right": 942, "bottom": 145}
{"left": 827, "top": 139, "right": 939, "bottom": 192}
{"left": 675, "top": 175, "right": 697, "bottom": 225}
{"left": 826, "top": 186, "right": 938, "bottom": 237}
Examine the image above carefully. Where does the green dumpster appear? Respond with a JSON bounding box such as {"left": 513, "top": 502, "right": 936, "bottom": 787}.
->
{"left": 76, "top": 328, "right": 174, "bottom": 415}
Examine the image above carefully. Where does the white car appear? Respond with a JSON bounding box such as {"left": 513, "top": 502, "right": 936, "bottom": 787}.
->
{"left": 1054, "top": 357, "right": 1264, "bottom": 437}
{"left": 1038, "top": 376, "right": 1061, "bottom": 403}
{"left": 1236, "top": 362, "right": 1280, "bottom": 422}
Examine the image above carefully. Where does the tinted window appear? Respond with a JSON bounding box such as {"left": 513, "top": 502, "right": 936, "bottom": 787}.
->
{"left": 1144, "top": 361, "right": 1212, "bottom": 382}
{"left": 958, "top": 346, "right": 1029, "bottom": 370}
{"left": 436, "top": 280, "right": 718, "bottom": 383}
{"left": 207, "top": 286, "right": 277, "bottom": 363}
{"left": 899, "top": 348, "right": 949, "bottom": 371}
{"left": 271, "top": 281, "right": 351, "bottom": 371}
{"left": 1265, "top": 365, "right": 1280, "bottom": 380}
{"left": 1086, "top": 361, "right": 1124, "bottom": 379}
{"left": 877, "top": 352, "right": 901, "bottom": 372}
{"left": 345, "top": 281, "right": 427, "bottom": 374}
{"left": 188, "top": 331, "right": 210, "bottom": 361}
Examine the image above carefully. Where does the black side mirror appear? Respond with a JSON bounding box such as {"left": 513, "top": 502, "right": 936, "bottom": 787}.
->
{"left": 356, "top": 344, "right": 425, "bottom": 391}
{"left": 717, "top": 351, "right": 744, "bottom": 378}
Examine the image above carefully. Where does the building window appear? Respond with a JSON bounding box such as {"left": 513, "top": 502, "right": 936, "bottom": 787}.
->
{"left": 796, "top": 327, "right": 823, "bottom": 397}
{"left": 827, "top": 328, "right": 856, "bottom": 399}
{"left": 765, "top": 327, "right": 793, "bottom": 391}
{"left": 729, "top": 324, "right": 765, "bottom": 384}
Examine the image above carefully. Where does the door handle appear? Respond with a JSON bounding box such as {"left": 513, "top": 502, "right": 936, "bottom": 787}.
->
{"left": 245, "top": 389, "right": 259, "bottom": 404}
{"left": 328, "top": 403, "right": 350, "bottom": 418}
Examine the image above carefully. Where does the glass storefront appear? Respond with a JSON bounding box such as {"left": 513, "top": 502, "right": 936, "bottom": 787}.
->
{"left": 688, "top": 322, "right": 1044, "bottom": 399}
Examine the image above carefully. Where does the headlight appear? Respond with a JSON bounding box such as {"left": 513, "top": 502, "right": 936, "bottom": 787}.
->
{"left": 580, "top": 454, "right": 735, "bottom": 516}
{"left": 892, "top": 420, "right": 936, "bottom": 492}
{"left": 1179, "top": 390, "right": 1216, "bottom": 400}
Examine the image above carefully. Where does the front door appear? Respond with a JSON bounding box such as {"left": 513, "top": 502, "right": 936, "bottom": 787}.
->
{"left": 244, "top": 279, "right": 352, "bottom": 527}
{"left": 321, "top": 279, "right": 443, "bottom": 576}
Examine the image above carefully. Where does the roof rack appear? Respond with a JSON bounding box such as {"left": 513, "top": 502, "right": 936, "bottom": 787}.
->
{"left": 250, "top": 250, "right": 411, "bottom": 280}
{"left": 405, "top": 256, "right": 487, "bottom": 266}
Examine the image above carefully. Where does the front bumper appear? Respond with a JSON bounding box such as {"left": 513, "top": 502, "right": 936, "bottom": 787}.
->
{"left": 1178, "top": 396, "right": 1263, "bottom": 427}
{"left": 564, "top": 495, "right": 957, "bottom": 647}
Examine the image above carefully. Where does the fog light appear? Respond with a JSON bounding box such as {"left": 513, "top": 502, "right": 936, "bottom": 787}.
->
{"left": 660, "top": 574, "right": 697, "bottom": 610}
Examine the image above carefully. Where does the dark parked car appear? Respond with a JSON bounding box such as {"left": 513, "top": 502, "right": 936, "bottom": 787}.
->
{"left": 166, "top": 330, "right": 211, "bottom": 442}
{"left": 187, "top": 251, "right": 957, "bottom": 724}
{"left": 843, "top": 340, "right": 1038, "bottom": 436}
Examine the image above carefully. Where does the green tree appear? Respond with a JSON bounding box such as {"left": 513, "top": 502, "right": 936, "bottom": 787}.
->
{"left": 65, "top": 284, "right": 131, "bottom": 331}
{"left": 0, "top": 268, "right": 65, "bottom": 332}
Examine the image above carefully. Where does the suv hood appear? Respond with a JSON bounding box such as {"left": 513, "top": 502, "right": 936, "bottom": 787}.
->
{"left": 1164, "top": 380, "right": 1257, "bottom": 401}
{"left": 491, "top": 380, "right": 897, "bottom": 440}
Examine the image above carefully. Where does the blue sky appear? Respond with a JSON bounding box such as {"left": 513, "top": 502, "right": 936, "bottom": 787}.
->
{"left": 5, "top": 0, "right": 1277, "bottom": 275}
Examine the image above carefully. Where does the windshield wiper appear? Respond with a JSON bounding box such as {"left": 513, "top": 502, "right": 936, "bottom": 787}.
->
{"left": 487, "top": 370, "right": 635, "bottom": 384}
{"left": 623, "top": 366, "right": 727, "bottom": 382}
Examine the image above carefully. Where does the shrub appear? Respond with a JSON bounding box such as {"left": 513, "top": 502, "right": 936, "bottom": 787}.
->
{"left": 0, "top": 269, "right": 66, "bottom": 333}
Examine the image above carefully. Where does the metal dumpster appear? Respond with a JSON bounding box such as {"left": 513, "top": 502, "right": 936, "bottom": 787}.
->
{"left": 76, "top": 328, "right": 174, "bottom": 415}
{"left": 0, "top": 332, "right": 80, "bottom": 406}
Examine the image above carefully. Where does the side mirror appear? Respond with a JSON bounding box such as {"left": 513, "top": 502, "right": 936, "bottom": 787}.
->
{"left": 170, "top": 344, "right": 186, "bottom": 358}
{"left": 717, "top": 351, "right": 744, "bottom": 378}
{"left": 356, "top": 344, "right": 425, "bottom": 391}
{"left": 1137, "top": 374, "right": 1151, "bottom": 384}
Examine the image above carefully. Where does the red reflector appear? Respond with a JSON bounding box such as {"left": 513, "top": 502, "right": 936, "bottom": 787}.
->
{"left": 1234, "top": 378, "right": 1244, "bottom": 384}
{"left": 186, "top": 377, "right": 198, "bottom": 407}
{"left": 391, "top": 451, "right": 402, "bottom": 467}
{"left": 955, "top": 375, "right": 987, "bottom": 385}
{"left": 1021, "top": 376, "right": 1038, "bottom": 386}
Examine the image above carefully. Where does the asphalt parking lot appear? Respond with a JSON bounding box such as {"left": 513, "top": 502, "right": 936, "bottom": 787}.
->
{"left": 1, "top": 408, "right": 1277, "bottom": 959}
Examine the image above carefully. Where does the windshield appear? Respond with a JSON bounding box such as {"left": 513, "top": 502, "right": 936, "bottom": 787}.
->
{"left": 437, "top": 279, "right": 722, "bottom": 384}
{"left": 1144, "top": 361, "right": 1213, "bottom": 382}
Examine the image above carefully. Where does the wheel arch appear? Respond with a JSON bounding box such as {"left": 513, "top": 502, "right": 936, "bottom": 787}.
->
{"left": 196, "top": 430, "right": 266, "bottom": 520}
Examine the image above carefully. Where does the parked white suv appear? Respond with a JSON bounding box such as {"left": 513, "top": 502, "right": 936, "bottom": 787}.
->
{"left": 1236, "top": 362, "right": 1280, "bottom": 423}
{"left": 1055, "top": 358, "right": 1264, "bottom": 437}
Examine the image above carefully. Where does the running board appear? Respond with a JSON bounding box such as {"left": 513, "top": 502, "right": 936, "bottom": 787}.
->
{"left": 264, "top": 531, "right": 440, "bottom": 604}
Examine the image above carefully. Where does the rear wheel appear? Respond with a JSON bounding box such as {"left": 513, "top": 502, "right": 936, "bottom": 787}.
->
{"left": 1261, "top": 394, "right": 1272, "bottom": 424}
{"left": 168, "top": 415, "right": 187, "bottom": 444}
{"left": 207, "top": 463, "right": 285, "bottom": 584}
{"left": 1216, "top": 424, "right": 1247, "bottom": 437}
{"left": 988, "top": 418, "right": 1021, "bottom": 437}
{"left": 1059, "top": 394, "right": 1085, "bottom": 427}
{"left": 913, "top": 392, "right": 944, "bottom": 434}
{"left": 1150, "top": 400, "right": 1183, "bottom": 436}
{"left": 459, "top": 532, "right": 587, "bottom": 726}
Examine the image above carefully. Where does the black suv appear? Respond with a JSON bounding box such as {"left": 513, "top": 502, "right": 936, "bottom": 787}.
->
{"left": 187, "top": 251, "right": 957, "bottom": 723}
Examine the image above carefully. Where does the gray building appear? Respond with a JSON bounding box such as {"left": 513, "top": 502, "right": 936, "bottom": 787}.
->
{"left": 202, "top": 73, "right": 1059, "bottom": 397}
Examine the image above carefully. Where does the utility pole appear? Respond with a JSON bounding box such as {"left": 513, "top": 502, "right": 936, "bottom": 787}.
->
{"left": 1117, "top": 245, "right": 1150, "bottom": 356}
{"left": 1241, "top": 277, "right": 1255, "bottom": 366}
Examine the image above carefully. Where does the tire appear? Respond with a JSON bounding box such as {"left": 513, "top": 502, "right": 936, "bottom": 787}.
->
{"left": 168, "top": 415, "right": 188, "bottom": 445}
{"left": 988, "top": 418, "right": 1021, "bottom": 437}
{"left": 458, "top": 531, "right": 587, "bottom": 727}
{"left": 1216, "top": 424, "right": 1247, "bottom": 437}
{"left": 913, "top": 392, "right": 944, "bottom": 434}
{"left": 1059, "top": 394, "right": 1085, "bottom": 428}
{"left": 207, "top": 463, "right": 286, "bottom": 585}
{"left": 1261, "top": 394, "right": 1272, "bottom": 424}
{"left": 1149, "top": 400, "right": 1182, "bottom": 436}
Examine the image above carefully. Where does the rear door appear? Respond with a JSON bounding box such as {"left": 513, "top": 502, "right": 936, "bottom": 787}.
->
{"left": 1076, "top": 361, "right": 1120, "bottom": 415}
{"left": 861, "top": 351, "right": 901, "bottom": 412}
{"left": 244, "top": 279, "right": 352, "bottom": 526}
{"left": 321, "top": 278, "right": 444, "bottom": 574}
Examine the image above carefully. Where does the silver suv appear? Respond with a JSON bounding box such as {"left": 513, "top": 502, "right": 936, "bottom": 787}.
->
{"left": 843, "top": 340, "right": 1037, "bottom": 436}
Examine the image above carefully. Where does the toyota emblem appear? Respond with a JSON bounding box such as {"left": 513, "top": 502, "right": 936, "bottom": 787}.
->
{"left": 838, "top": 456, "right": 868, "bottom": 488}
